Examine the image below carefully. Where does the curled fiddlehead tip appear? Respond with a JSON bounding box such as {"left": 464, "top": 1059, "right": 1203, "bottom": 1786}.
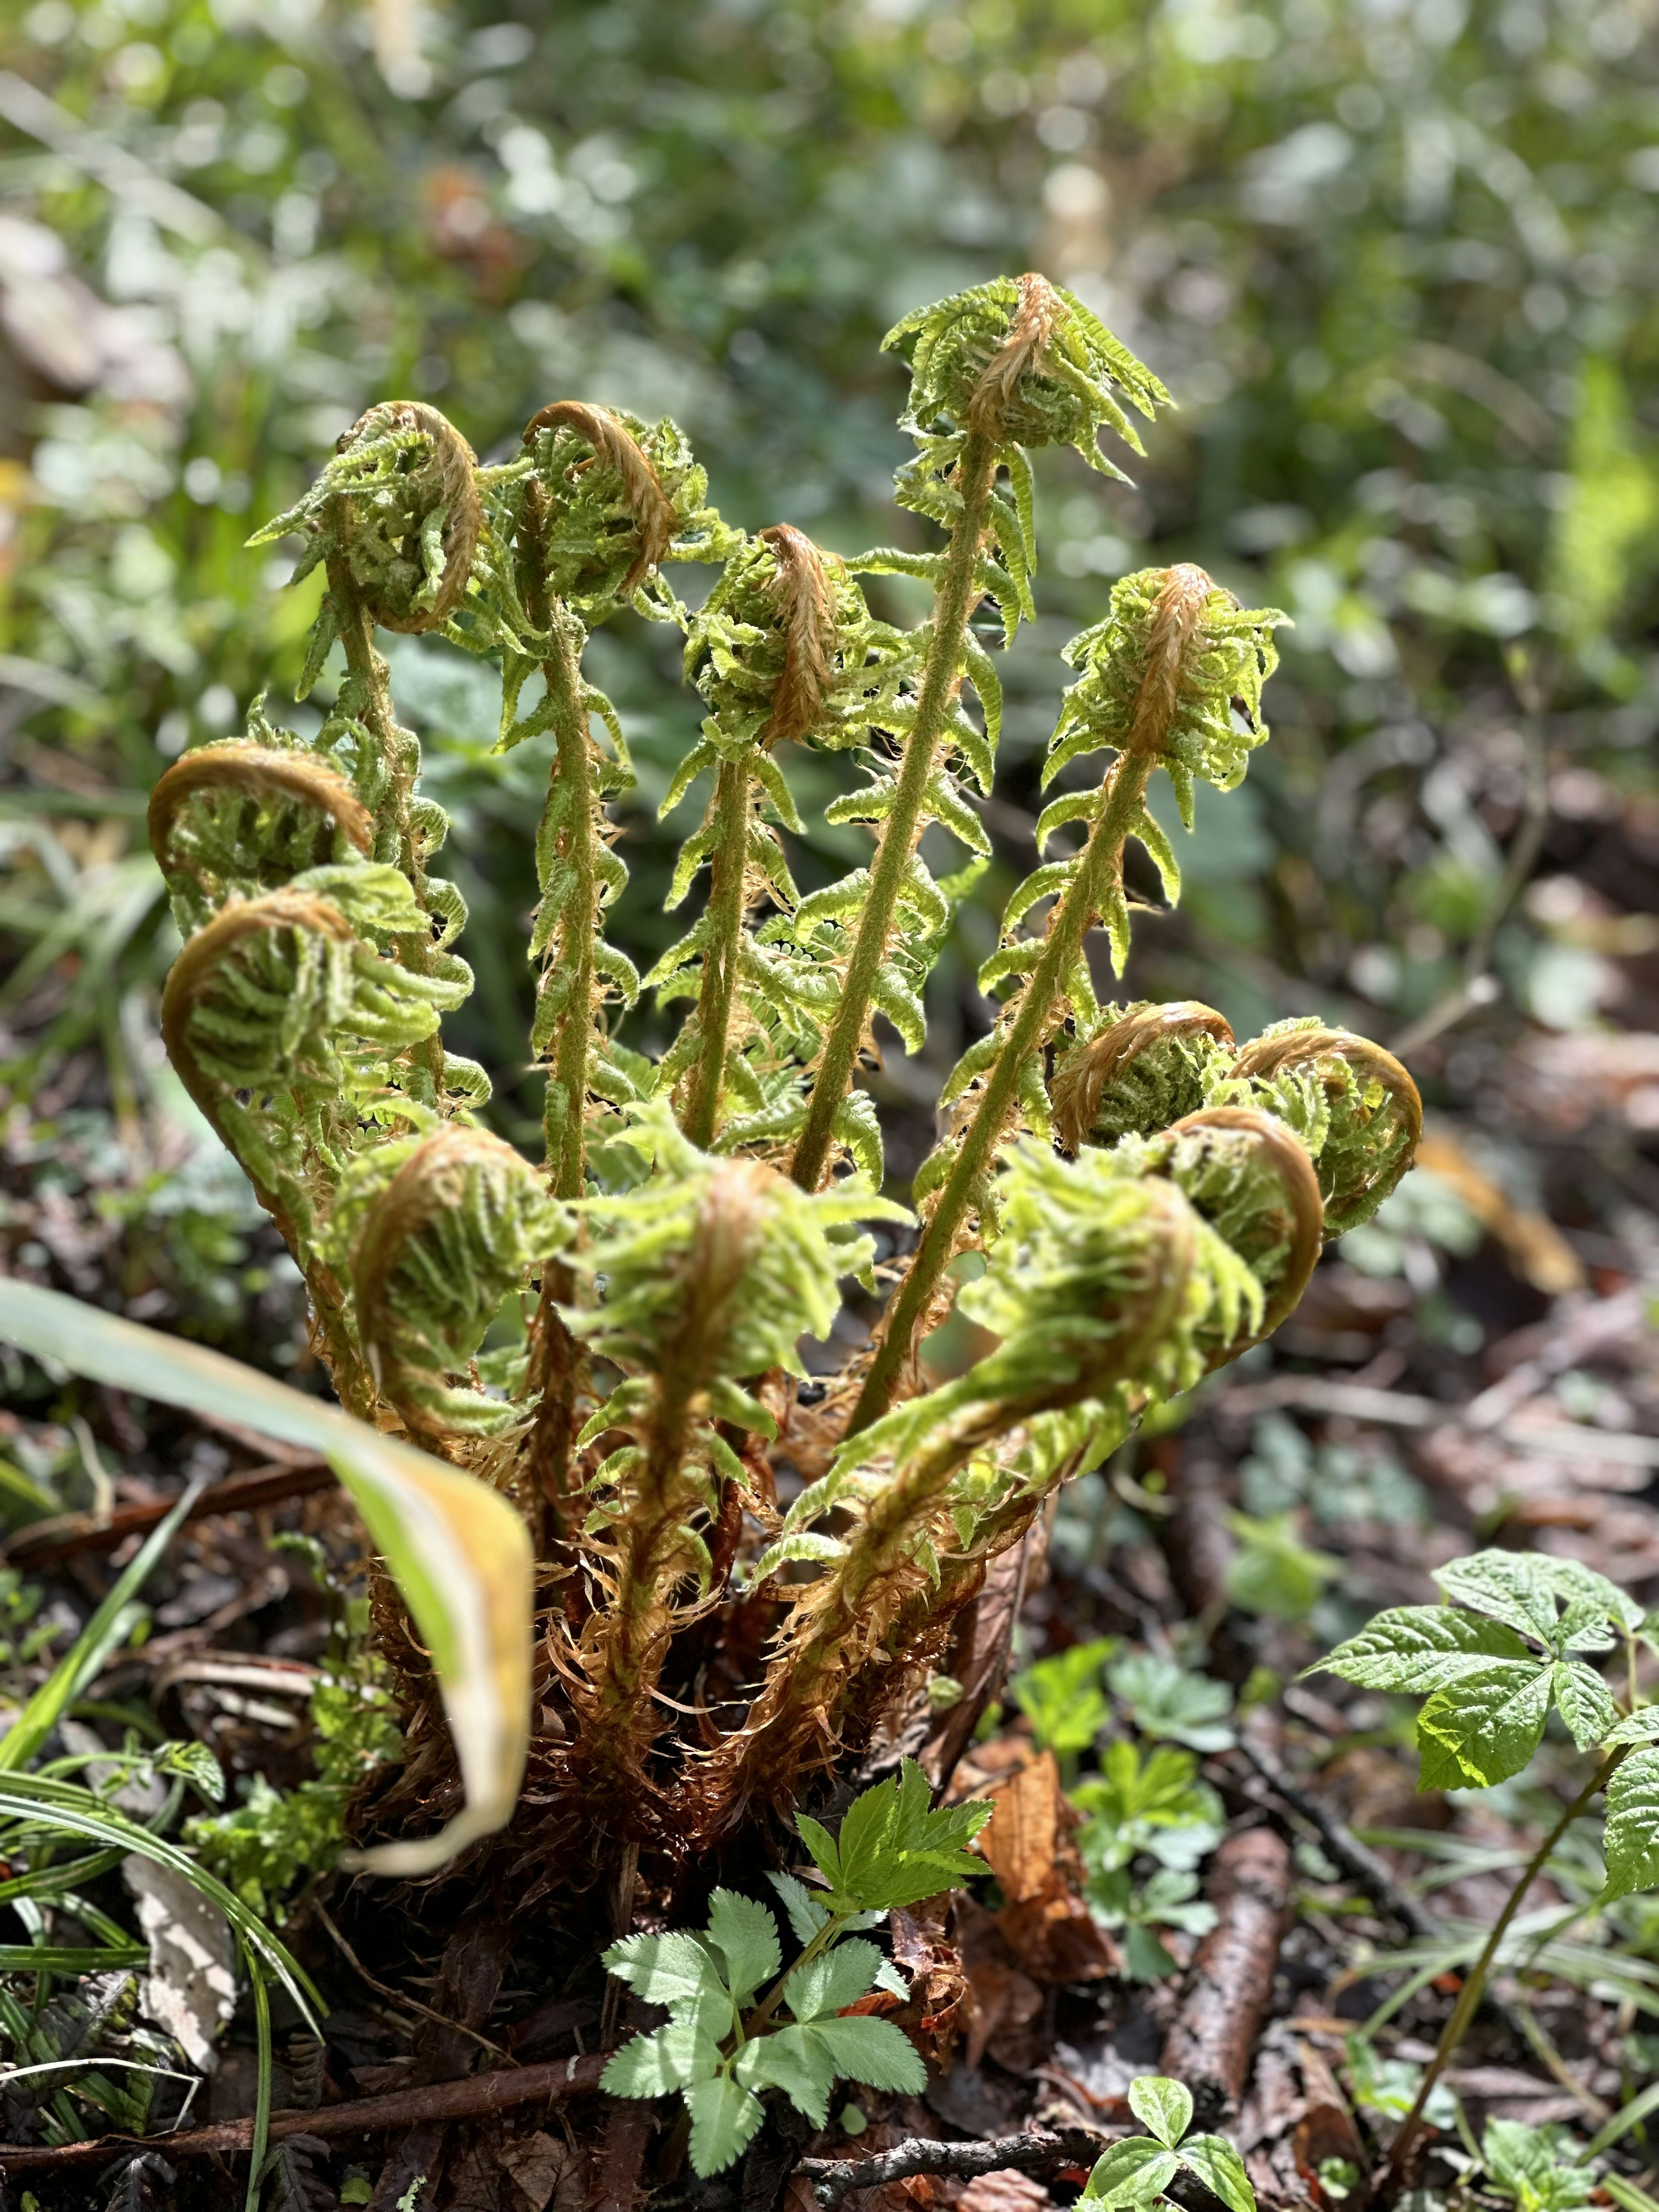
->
{"left": 1139, "top": 1104, "right": 1325, "bottom": 1356}
{"left": 882, "top": 270, "right": 1169, "bottom": 467}
{"left": 331, "top": 400, "right": 482, "bottom": 633}
{"left": 754, "top": 522, "right": 837, "bottom": 745}
{"left": 521, "top": 399, "right": 677, "bottom": 596}
{"left": 1052, "top": 999, "right": 1236, "bottom": 1156}
{"left": 149, "top": 741, "right": 373, "bottom": 895}
{"left": 1227, "top": 1020, "right": 1423, "bottom": 1235}
{"left": 339, "top": 1125, "right": 568, "bottom": 1438}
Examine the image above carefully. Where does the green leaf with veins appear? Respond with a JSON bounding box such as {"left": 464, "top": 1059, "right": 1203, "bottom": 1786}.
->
{"left": 783, "top": 1936, "right": 885, "bottom": 2021}
{"left": 1432, "top": 1551, "right": 1564, "bottom": 1643}
{"left": 766, "top": 1869, "right": 832, "bottom": 1943}
{"left": 734, "top": 2024, "right": 839, "bottom": 2126}
{"left": 1177, "top": 2136, "right": 1258, "bottom": 2212}
{"left": 601, "top": 2021, "right": 724, "bottom": 2096}
{"left": 1081, "top": 2138, "right": 1181, "bottom": 2206}
{"left": 1128, "top": 2075, "right": 1193, "bottom": 2149}
{"left": 802, "top": 2014, "right": 927, "bottom": 2095}
{"left": 1108, "top": 1653, "right": 1235, "bottom": 1753}
{"left": 1552, "top": 1660, "right": 1618, "bottom": 1751}
{"left": 1603, "top": 1746, "right": 1659, "bottom": 1901}
{"left": 1414, "top": 1662, "right": 1554, "bottom": 1790}
{"left": 1316, "top": 1605, "right": 1532, "bottom": 1693}
{"left": 601, "top": 1929, "right": 736, "bottom": 2033}
{"left": 795, "top": 1756, "right": 991, "bottom": 1913}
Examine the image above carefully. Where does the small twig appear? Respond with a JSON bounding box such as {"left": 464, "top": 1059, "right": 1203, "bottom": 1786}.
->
{"left": 0, "top": 2053, "right": 607, "bottom": 2172}
{"left": 312, "top": 1901, "right": 513, "bottom": 2064}
{"left": 6, "top": 1456, "right": 334, "bottom": 1566}
{"left": 797, "top": 2128, "right": 1105, "bottom": 2209}
{"left": 1236, "top": 1737, "right": 1439, "bottom": 1941}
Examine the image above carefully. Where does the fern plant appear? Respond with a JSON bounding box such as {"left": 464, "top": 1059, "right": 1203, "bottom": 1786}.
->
{"left": 128, "top": 271, "right": 1422, "bottom": 1871}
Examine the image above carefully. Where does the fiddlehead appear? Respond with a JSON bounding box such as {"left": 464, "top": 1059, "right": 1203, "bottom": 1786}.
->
{"left": 1215, "top": 1019, "right": 1423, "bottom": 1233}
{"left": 556, "top": 1107, "right": 903, "bottom": 1818}
{"left": 1052, "top": 1000, "right": 1235, "bottom": 1155}
{"left": 787, "top": 275, "right": 1169, "bottom": 1193}
{"left": 148, "top": 734, "right": 374, "bottom": 934}
{"left": 647, "top": 524, "right": 899, "bottom": 1154}
{"left": 850, "top": 565, "right": 1287, "bottom": 1430}
{"left": 319, "top": 1127, "right": 569, "bottom": 1440}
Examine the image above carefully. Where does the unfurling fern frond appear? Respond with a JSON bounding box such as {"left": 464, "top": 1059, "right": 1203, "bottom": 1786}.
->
{"left": 148, "top": 736, "right": 373, "bottom": 934}
{"left": 649, "top": 525, "right": 909, "bottom": 1155}
{"left": 1215, "top": 1019, "right": 1423, "bottom": 1233}
{"left": 251, "top": 400, "right": 482, "bottom": 638}
{"left": 320, "top": 1128, "right": 569, "bottom": 1439}
{"left": 850, "top": 566, "right": 1286, "bottom": 1430}
{"left": 1052, "top": 1001, "right": 1235, "bottom": 1155}
{"left": 787, "top": 277, "right": 1170, "bottom": 1194}
{"left": 556, "top": 1107, "right": 904, "bottom": 1808}
{"left": 713, "top": 1119, "right": 1315, "bottom": 1810}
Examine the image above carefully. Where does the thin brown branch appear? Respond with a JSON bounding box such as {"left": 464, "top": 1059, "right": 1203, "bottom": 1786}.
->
{"left": 0, "top": 2053, "right": 608, "bottom": 2173}
{"left": 798, "top": 2127, "right": 1105, "bottom": 2209}
{"left": 4, "top": 1456, "right": 334, "bottom": 1567}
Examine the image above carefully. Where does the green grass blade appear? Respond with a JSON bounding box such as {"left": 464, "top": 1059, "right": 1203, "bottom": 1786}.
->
{"left": 0, "top": 1475, "right": 208, "bottom": 1775}
{"left": 0, "top": 1279, "right": 533, "bottom": 1874}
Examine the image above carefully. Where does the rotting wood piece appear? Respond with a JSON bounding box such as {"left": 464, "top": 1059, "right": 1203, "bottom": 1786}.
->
{"left": 1160, "top": 1824, "right": 1293, "bottom": 2130}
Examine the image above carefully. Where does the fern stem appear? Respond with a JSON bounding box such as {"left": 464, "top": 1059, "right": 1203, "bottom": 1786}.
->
{"left": 683, "top": 756, "right": 752, "bottom": 1150}
{"left": 542, "top": 619, "right": 602, "bottom": 1200}
{"left": 1379, "top": 1749, "right": 1625, "bottom": 2198}
{"left": 788, "top": 430, "right": 998, "bottom": 1192}
{"left": 324, "top": 557, "right": 443, "bottom": 1089}
{"left": 849, "top": 748, "right": 1155, "bottom": 1431}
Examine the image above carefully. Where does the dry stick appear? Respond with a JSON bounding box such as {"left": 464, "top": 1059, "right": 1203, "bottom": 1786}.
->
{"left": 5, "top": 1456, "right": 334, "bottom": 1566}
{"left": 0, "top": 2053, "right": 610, "bottom": 2173}
{"left": 788, "top": 429, "right": 998, "bottom": 1193}
{"left": 684, "top": 755, "right": 752, "bottom": 1150}
{"left": 1379, "top": 1751, "right": 1624, "bottom": 2196}
{"left": 798, "top": 2128, "right": 1107, "bottom": 2209}
{"left": 1161, "top": 1824, "right": 1293, "bottom": 2131}
{"left": 848, "top": 562, "right": 1210, "bottom": 1433}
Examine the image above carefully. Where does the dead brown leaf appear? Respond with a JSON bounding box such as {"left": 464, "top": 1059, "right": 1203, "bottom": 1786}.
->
{"left": 976, "top": 1751, "right": 1115, "bottom": 1985}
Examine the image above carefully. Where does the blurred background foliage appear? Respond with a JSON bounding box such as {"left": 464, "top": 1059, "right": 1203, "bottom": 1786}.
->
{"left": 2, "top": 0, "right": 1658, "bottom": 1364}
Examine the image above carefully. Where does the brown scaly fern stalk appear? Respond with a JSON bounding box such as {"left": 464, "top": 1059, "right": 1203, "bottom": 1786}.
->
{"left": 705, "top": 1176, "right": 1202, "bottom": 1815}
{"left": 565, "top": 1160, "right": 776, "bottom": 1812}
{"left": 849, "top": 563, "right": 1215, "bottom": 1429}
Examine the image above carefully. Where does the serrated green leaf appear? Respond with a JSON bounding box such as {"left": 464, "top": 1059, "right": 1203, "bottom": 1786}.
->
{"left": 601, "top": 2021, "right": 724, "bottom": 2098}
{"left": 1414, "top": 1661, "right": 1553, "bottom": 1790}
{"left": 1128, "top": 2075, "right": 1193, "bottom": 2149}
{"left": 1604, "top": 1746, "right": 1659, "bottom": 1901}
{"left": 1081, "top": 2139, "right": 1181, "bottom": 2206}
{"left": 705, "top": 1888, "right": 781, "bottom": 2007}
{"left": 685, "top": 2072, "right": 765, "bottom": 2177}
{"left": 805, "top": 2013, "right": 928, "bottom": 2095}
{"left": 1602, "top": 1707, "right": 1659, "bottom": 1748}
{"left": 1552, "top": 1660, "right": 1618, "bottom": 1751}
{"left": 734, "top": 2023, "right": 838, "bottom": 2127}
{"left": 1178, "top": 2136, "right": 1258, "bottom": 2212}
{"left": 784, "top": 1936, "right": 882, "bottom": 2021}
{"left": 602, "top": 1930, "right": 734, "bottom": 2033}
{"left": 766, "top": 1869, "right": 831, "bottom": 1944}
{"left": 803, "top": 1760, "right": 991, "bottom": 1914}
{"left": 1316, "top": 1605, "right": 1532, "bottom": 1693}
{"left": 794, "top": 1810, "right": 843, "bottom": 1892}
{"left": 1432, "top": 1551, "right": 1561, "bottom": 1643}
{"left": 1109, "top": 1653, "right": 1235, "bottom": 1753}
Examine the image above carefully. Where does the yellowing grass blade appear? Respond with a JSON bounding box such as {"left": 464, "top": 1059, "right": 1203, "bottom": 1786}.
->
{"left": 0, "top": 1280, "right": 531, "bottom": 1877}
